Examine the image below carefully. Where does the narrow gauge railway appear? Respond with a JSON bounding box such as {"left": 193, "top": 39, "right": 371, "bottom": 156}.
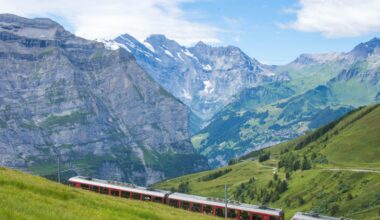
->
{"left": 69, "top": 176, "right": 284, "bottom": 220}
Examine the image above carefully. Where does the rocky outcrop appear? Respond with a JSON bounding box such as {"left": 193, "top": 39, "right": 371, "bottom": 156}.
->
{"left": 0, "top": 14, "right": 208, "bottom": 185}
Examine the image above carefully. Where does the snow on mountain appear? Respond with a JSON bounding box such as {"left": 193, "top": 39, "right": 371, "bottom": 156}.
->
{"left": 100, "top": 34, "right": 287, "bottom": 132}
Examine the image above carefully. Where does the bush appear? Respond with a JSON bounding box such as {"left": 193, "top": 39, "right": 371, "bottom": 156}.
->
{"left": 228, "top": 158, "right": 239, "bottom": 165}
{"left": 198, "top": 168, "right": 232, "bottom": 182}
{"left": 285, "top": 172, "right": 290, "bottom": 180}
{"left": 301, "top": 156, "right": 312, "bottom": 170}
{"left": 259, "top": 152, "right": 270, "bottom": 162}
{"left": 347, "top": 193, "right": 353, "bottom": 201}
{"left": 298, "top": 196, "right": 305, "bottom": 205}
{"left": 178, "top": 181, "right": 190, "bottom": 193}
{"left": 330, "top": 204, "right": 340, "bottom": 215}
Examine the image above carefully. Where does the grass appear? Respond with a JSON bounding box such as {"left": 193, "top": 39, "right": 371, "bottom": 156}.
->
{"left": 155, "top": 104, "right": 380, "bottom": 219}
{"left": 156, "top": 160, "right": 280, "bottom": 199}
{"left": 0, "top": 167, "right": 216, "bottom": 220}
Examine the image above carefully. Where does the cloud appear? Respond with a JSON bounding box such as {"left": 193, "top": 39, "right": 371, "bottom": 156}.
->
{"left": 223, "top": 16, "right": 244, "bottom": 27}
{"left": 282, "top": 0, "right": 380, "bottom": 38}
{"left": 0, "top": 0, "right": 220, "bottom": 45}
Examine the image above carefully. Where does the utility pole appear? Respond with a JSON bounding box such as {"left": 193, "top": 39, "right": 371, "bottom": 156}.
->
{"left": 224, "top": 184, "right": 228, "bottom": 218}
{"left": 57, "top": 154, "right": 61, "bottom": 183}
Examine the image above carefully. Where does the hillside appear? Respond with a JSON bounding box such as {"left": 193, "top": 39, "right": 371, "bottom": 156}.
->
{"left": 155, "top": 104, "right": 380, "bottom": 219}
{"left": 0, "top": 167, "right": 215, "bottom": 220}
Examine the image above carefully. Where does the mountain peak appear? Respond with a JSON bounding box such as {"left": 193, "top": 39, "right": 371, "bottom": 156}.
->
{"left": 115, "top": 33, "right": 142, "bottom": 47}
{"left": 0, "top": 13, "right": 62, "bottom": 29}
{"left": 0, "top": 13, "right": 71, "bottom": 40}
{"left": 193, "top": 41, "right": 211, "bottom": 50}
{"left": 145, "top": 34, "right": 171, "bottom": 44}
{"left": 349, "top": 37, "right": 380, "bottom": 58}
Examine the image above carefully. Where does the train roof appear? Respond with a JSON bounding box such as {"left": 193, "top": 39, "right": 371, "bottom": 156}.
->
{"left": 169, "top": 192, "right": 283, "bottom": 216}
{"left": 291, "top": 212, "right": 342, "bottom": 220}
{"left": 69, "top": 176, "right": 170, "bottom": 197}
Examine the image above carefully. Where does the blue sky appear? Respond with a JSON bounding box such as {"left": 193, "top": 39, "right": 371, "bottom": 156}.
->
{"left": 182, "top": 0, "right": 380, "bottom": 64}
{"left": 2, "top": 0, "right": 380, "bottom": 64}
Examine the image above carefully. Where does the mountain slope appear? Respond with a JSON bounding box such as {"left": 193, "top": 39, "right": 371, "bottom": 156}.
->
{"left": 111, "top": 34, "right": 288, "bottom": 130}
{"left": 155, "top": 104, "right": 380, "bottom": 219}
{"left": 193, "top": 38, "right": 380, "bottom": 167}
{"left": 193, "top": 82, "right": 352, "bottom": 167}
{"left": 0, "top": 167, "right": 215, "bottom": 220}
{"left": 0, "top": 14, "right": 207, "bottom": 185}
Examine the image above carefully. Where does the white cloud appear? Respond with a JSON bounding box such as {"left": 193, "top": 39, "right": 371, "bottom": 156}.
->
{"left": 282, "top": 0, "right": 380, "bottom": 38}
{"left": 0, "top": 0, "right": 220, "bottom": 45}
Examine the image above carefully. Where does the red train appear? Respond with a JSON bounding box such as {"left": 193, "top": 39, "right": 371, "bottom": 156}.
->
{"left": 69, "top": 176, "right": 284, "bottom": 220}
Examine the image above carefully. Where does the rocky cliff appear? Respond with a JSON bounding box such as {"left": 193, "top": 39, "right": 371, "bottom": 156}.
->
{"left": 0, "top": 14, "right": 208, "bottom": 185}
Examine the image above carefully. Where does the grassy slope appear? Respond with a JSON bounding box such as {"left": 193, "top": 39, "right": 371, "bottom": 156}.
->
{"left": 0, "top": 167, "right": 215, "bottom": 220}
{"left": 156, "top": 104, "right": 380, "bottom": 219}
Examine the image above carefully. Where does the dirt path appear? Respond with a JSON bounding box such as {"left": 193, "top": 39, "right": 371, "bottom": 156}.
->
{"left": 322, "top": 168, "right": 380, "bottom": 174}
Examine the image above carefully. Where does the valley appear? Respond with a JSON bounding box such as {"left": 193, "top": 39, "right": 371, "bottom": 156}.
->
{"left": 155, "top": 104, "right": 380, "bottom": 219}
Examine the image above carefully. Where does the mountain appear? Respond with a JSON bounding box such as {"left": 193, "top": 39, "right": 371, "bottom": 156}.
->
{"left": 193, "top": 82, "right": 353, "bottom": 167}
{"left": 110, "top": 34, "right": 289, "bottom": 131}
{"left": 155, "top": 104, "right": 380, "bottom": 219}
{"left": 0, "top": 167, "right": 214, "bottom": 220}
{"left": 0, "top": 14, "right": 208, "bottom": 185}
{"left": 193, "top": 38, "right": 380, "bottom": 167}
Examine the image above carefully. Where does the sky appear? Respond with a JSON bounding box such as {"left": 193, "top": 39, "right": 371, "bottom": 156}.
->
{"left": 2, "top": 0, "right": 380, "bottom": 64}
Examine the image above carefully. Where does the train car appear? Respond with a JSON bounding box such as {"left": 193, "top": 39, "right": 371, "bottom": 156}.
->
{"left": 168, "top": 192, "right": 284, "bottom": 220}
{"left": 68, "top": 176, "right": 284, "bottom": 220}
{"left": 291, "top": 212, "right": 343, "bottom": 220}
{"left": 68, "top": 176, "right": 170, "bottom": 203}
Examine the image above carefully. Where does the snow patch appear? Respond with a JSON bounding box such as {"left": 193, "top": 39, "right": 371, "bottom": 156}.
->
{"left": 202, "top": 80, "right": 214, "bottom": 94}
{"left": 143, "top": 41, "right": 155, "bottom": 52}
{"left": 202, "top": 64, "right": 212, "bottom": 71}
{"left": 97, "top": 39, "right": 121, "bottom": 51}
{"left": 184, "top": 49, "right": 198, "bottom": 61}
{"left": 177, "top": 52, "right": 185, "bottom": 62}
{"left": 262, "top": 70, "right": 276, "bottom": 76}
{"left": 164, "top": 49, "right": 174, "bottom": 58}
{"left": 182, "top": 89, "right": 192, "bottom": 100}
{"left": 97, "top": 39, "right": 133, "bottom": 52}
{"left": 119, "top": 35, "right": 136, "bottom": 48}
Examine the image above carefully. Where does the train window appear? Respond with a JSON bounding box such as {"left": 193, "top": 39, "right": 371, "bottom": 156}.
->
{"left": 203, "top": 205, "right": 212, "bottom": 215}
{"left": 132, "top": 192, "right": 141, "bottom": 200}
{"left": 181, "top": 201, "right": 190, "bottom": 210}
{"left": 191, "top": 203, "right": 201, "bottom": 212}
{"left": 252, "top": 213, "right": 262, "bottom": 220}
{"left": 100, "top": 187, "right": 109, "bottom": 194}
{"left": 228, "top": 209, "right": 237, "bottom": 218}
{"left": 143, "top": 194, "right": 151, "bottom": 201}
{"left": 169, "top": 199, "right": 178, "bottom": 207}
{"left": 215, "top": 208, "right": 225, "bottom": 217}
{"left": 80, "top": 184, "right": 90, "bottom": 190}
{"left": 89, "top": 185, "right": 99, "bottom": 192}
{"left": 153, "top": 196, "right": 163, "bottom": 203}
{"left": 269, "top": 216, "right": 276, "bottom": 220}
{"left": 110, "top": 190, "right": 119, "bottom": 196}
{"left": 240, "top": 211, "right": 250, "bottom": 220}
{"left": 121, "top": 191, "right": 130, "bottom": 198}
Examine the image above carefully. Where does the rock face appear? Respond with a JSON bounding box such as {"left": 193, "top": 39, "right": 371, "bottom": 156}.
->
{"left": 0, "top": 14, "right": 208, "bottom": 185}
{"left": 110, "top": 34, "right": 289, "bottom": 132}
